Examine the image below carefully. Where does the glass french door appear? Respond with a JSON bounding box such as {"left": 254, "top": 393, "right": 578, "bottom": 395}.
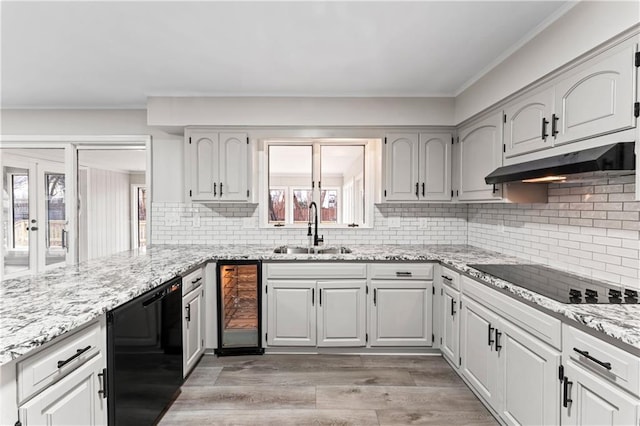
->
{"left": 2, "top": 151, "right": 68, "bottom": 278}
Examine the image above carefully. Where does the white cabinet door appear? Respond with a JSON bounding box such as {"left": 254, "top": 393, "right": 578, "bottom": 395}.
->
{"left": 266, "top": 280, "right": 316, "bottom": 346}
{"left": 419, "top": 133, "right": 452, "bottom": 201}
{"left": 384, "top": 134, "right": 419, "bottom": 201}
{"left": 369, "top": 280, "right": 432, "bottom": 347}
{"left": 317, "top": 280, "right": 367, "bottom": 347}
{"left": 503, "top": 88, "right": 555, "bottom": 158}
{"left": 20, "top": 355, "right": 106, "bottom": 426}
{"left": 188, "top": 132, "right": 219, "bottom": 201}
{"left": 498, "top": 318, "right": 560, "bottom": 426}
{"left": 219, "top": 133, "right": 249, "bottom": 201}
{"left": 441, "top": 284, "right": 460, "bottom": 367}
{"left": 460, "top": 296, "right": 500, "bottom": 408}
{"left": 183, "top": 287, "right": 205, "bottom": 377}
{"left": 562, "top": 359, "right": 639, "bottom": 426}
{"left": 457, "top": 113, "right": 503, "bottom": 201}
{"left": 554, "top": 42, "right": 636, "bottom": 146}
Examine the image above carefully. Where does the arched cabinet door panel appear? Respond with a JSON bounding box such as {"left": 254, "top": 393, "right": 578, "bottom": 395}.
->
{"left": 504, "top": 88, "right": 554, "bottom": 158}
{"left": 419, "top": 133, "right": 452, "bottom": 201}
{"left": 384, "top": 134, "right": 419, "bottom": 201}
{"left": 554, "top": 43, "right": 635, "bottom": 146}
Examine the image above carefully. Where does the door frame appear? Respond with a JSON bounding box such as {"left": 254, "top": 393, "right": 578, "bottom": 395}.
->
{"left": 0, "top": 135, "right": 152, "bottom": 279}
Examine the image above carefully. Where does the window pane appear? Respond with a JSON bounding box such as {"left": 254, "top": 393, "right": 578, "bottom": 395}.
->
{"left": 320, "top": 190, "right": 337, "bottom": 223}
{"left": 45, "top": 173, "right": 66, "bottom": 266}
{"left": 320, "top": 145, "right": 365, "bottom": 225}
{"left": 12, "top": 175, "right": 29, "bottom": 249}
{"left": 268, "top": 189, "right": 285, "bottom": 222}
{"left": 138, "top": 187, "right": 147, "bottom": 248}
{"left": 268, "top": 145, "right": 312, "bottom": 224}
{"left": 292, "top": 189, "right": 312, "bottom": 223}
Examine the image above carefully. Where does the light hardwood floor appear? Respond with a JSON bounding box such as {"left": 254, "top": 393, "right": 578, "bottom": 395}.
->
{"left": 159, "top": 354, "right": 497, "bottom": 425}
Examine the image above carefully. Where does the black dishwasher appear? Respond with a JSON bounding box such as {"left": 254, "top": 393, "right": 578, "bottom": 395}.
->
{"left": 106, "top": 277, "right": 183, "bottom": 426}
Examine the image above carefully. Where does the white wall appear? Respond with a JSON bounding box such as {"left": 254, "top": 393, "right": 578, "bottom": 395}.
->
{"left": 148, "top": 97, "right": 456, "bottom": 127}
{"left": 85, "top": 168, "right": 130, "bottom": 259}
{"left": 455, "top": 1, "right": 640, "bottom": 123}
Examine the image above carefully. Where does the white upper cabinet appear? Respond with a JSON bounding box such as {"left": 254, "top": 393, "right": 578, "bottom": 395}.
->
{"left": 185, "top": 129, "right": 250, "bottom": 202}
{"left": 384, "top": 133, "right": 419, "bottom": 201}
{"left": 384, "top": 132, "right": 452, "bottom": 202}
{"left": 219, "top": 133, "right": 249, "bottom": 201}
{"left": 503, "top": 87, "right": 554, "bottom": 158}
{"left": 554, "top": 42, "right": 636, "bottom": 146}
{"left": 419, "top": 133, "right": 452, "bottom": 201}
{"left": 457, "top": 113, "right": 503, "bottom": 201}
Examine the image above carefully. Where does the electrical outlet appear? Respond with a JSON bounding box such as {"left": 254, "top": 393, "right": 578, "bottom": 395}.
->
{"left": 242, "top": 217, "right": 253, "bottom": 229}
{"left": 388, "top": 217, "right": 401, "bottom": 228}
{"left": 419, "top": 218, "right": 429, "bottom": 230}
{"left": 192, "top": 215, "right": 200, "bottom": 228}
{"left": 166, "top": 212, "right": 180, "bottom": 226}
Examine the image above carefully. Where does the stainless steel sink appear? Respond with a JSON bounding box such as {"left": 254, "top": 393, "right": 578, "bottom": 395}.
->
{"left": 273, "top": 246, "right": 352, "bottom": 254}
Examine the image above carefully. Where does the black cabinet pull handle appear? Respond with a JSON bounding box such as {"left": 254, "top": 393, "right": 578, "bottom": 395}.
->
{"left": 563, "top": 376, "right": 573, "bottom": 408}
{"left": 57, "top": 345, "right": 92, "bottom": 368}
{"left": 396, "top": 272, "right": 412, "bottom": 277}
{"left": 415, "top": 182, "right": 419, "bottom": 197}
{"left": 541, "top": 117, "right": 548, "bottom": 140}
{"left": 98, "top": 368, "right": 107, "bottom": 399}
{"left": 488, "top": 324, "right": 495, "bottom": 347}
{"left": 191, "top": 277, "right": 202, "bottom": 284}
{"left": 441, "top": 275, "right": 453, "bottom": 282}
{"left": 450, "top": 299, "right": 456, "bottom": 316}
{"left": 185, "top": 305, "right": 191, "bottom": 322}
{"left": 219, "top": 182, "right": 223, "bottom": 196}
{"left": 311, "top": 288, "right": 315, "bottom": 306}
{"left": 319, "top": 289, "right": 322, "bottom": 306}
{"left": 495, "top": 329, "right": 502, "bottom": 351}
{"left": 573, "top": 348, "right": 612, "bottom": 370}
{"left": 213, "top": 182, "right": 217, "bottom": 196}
{"left": 492, "top": 184, "right": 498, "bottom": 194}
{"left": 373, "top": 289, "right": 377, "bottom": 306}
{"left": 552, "top": 114, "right": 559, "bottom": 137}
{"left": 421, "top": 182, "right": 425, "bottom": 197}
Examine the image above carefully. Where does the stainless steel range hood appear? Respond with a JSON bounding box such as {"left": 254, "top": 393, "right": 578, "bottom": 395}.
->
{"left": 485, "top": 142, "right": 636, "bottom": 184}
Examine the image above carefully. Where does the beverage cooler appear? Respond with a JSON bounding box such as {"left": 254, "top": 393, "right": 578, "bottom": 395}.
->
{"left": 215, "top": 260, "right": 264, "bottom": 355}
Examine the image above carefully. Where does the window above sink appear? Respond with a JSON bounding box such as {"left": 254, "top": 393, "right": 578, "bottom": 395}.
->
{"left": 261, "top": 138, "right": 377, "bottom": 229}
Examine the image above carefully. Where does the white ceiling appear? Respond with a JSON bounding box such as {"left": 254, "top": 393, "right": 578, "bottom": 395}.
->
{"left": 1, "top": 1, "right": 570, "bottom": 109}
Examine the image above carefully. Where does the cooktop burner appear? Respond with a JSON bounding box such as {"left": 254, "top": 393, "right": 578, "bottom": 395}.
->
{"left": 468, "top": 264, "right": 639, "bottom": 304}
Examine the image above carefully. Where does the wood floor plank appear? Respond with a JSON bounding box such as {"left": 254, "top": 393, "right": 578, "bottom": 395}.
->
{"left": 360, "top": 355, "right": 445, "bottom": 370}
{"left": 215, "top": 367, "right": 415, "bottom": 386}
{"left": 377, "top": 409, "right": 498, "bottom": 425}
{"left": 169, "top": 386, "right": 316, "bottom": 410}
{"left": 198, "top": 354, "right": 363, "bottom": 369}
{"left": 158, "top": 409, "right": 380, "bottom": 425}
{"left": 316, "top": 386, "right": 488, "bottom": 411}
{"left": 409, "top": 367, "right": 467, "bottom": 388}
{"left": 183, "top": 367, "right": 223, "bottom": 387}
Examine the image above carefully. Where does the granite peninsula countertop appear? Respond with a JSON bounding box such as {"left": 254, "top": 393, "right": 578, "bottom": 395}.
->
{"left": 1, "top": 244, "right": 639, "bottom": 365}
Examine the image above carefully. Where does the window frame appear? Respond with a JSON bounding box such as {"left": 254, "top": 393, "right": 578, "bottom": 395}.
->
{"left": 261, "top": 139, "right": 373, "bottom": 229}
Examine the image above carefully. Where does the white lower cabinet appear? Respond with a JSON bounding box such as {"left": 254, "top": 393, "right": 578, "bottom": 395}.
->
{"left": 317, "top": 280, "right": 367, "bottom": 347}
{"left": 266, "top": 280, "right": 317, "bottom": 346}
{"left": 561, "top": 359, "right": 639, "bottom": 426}
{"left": 182, "top": 285, "right": 205, "bottom": 377}
{"left": 369, "top": 280, "right": 432, "bottom": 347}
{"left": 19, "top": 354, "right": 106, "bottom": 426}
{"left": 461, "top": 295, "right": 561, "bottom": 425}
{"left": 441, "top": 282, "right": 460, "bottom": 366}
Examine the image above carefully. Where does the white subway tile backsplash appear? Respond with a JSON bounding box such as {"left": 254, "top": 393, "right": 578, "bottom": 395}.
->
{"left": 152, "top": 178, "right": 639, "bottom": 288}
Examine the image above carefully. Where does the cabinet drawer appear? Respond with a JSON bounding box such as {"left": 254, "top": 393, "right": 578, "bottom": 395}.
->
{"left": 266, "top": 263, "right": 367, "bottom": 279}
{"left": 564, "top": 324, "right": 640, "bottom": 397}
{"left": 461, "top": 276, "right": 561, "bottom": 349}
{"left": 18, "top": 321, "right": 102, "bottom": 403}
{"left": 440, "top": 266, "right": 460, "bottom": 290}
{"left": 182, "top": 267, "right": 204, "bottom": 296}
{"left": 369, "top": 263, "right": 433, "bottom": 280}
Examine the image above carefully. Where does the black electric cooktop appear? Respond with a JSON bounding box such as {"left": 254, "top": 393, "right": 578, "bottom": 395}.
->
{"left": 468, "top": 264, "right": 639, "bottom": 304}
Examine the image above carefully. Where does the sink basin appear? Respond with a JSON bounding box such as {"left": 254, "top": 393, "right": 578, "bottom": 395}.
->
{"left": 273, "top": 246, "right": 352, "bottom": 255}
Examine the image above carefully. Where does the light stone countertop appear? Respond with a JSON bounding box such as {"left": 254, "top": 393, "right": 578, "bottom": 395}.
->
{"left": 1, "top": 244, "right": 638, "bottom": 365}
